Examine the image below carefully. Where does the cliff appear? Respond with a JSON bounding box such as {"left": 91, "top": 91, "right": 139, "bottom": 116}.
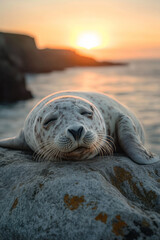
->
{"left": 0, "top": 38, "right": 32, "bottom": 103}
{"left": 0, "top": 147, "right": 160, "bottom": 240}
{"left": 0, "top": 32, "right": 126, "bottom": 73}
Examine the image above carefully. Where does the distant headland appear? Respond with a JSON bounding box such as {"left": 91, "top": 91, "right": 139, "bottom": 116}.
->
{"left": 0, "top": 31, "right": 127, "bottom": 103}
{"left": 0, "top": 32, "right": 127, "bottom": 73}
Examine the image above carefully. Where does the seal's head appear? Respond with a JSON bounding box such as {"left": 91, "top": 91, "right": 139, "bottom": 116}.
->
{"left": 32, "top": 96, "right": 107, "bottom": 161}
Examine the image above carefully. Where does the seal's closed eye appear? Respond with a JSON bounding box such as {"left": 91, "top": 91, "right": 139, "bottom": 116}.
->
{"left": 42, "top": 112, "right": 58, "bottom": 127}
{"left": 81, "top": 111, "right": 93, "bottom": 118}
{"left": 43, "top": 118, "right": 57, "bottom": 126}
{"left": 79, "top": 106, "right": 93, "bottom": 118}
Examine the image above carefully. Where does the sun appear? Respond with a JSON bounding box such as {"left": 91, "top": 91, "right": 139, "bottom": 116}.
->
{"left": 77, "top": 32, "right": 101, "bottom": 49}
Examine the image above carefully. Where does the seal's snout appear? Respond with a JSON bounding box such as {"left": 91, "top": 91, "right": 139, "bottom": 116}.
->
{"left": 67, "top": 126, "right": 85, "bottom": 141}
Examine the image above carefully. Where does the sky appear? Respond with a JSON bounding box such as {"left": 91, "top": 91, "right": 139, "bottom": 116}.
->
{"left": 0, "top": 0, "right": 160, "bottom": 60}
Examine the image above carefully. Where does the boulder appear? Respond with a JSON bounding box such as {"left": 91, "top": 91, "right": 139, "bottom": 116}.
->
{"left": 0, "top": 147, "right": 160, "bottom": 240}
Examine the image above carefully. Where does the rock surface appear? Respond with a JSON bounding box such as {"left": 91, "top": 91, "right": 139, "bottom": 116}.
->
{"left": 0, "top": 147, "right": 160, "bottom": 240}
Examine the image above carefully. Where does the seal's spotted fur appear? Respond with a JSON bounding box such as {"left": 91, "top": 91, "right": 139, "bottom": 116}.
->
{"left": 0, "top": 91, "right": 159, "bottom": 164}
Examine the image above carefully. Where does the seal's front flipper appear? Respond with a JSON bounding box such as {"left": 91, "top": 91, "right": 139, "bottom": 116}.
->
{"left": 116, "top": 115, "right": 159, "bottom": 165}
{"left": 0, "top": 129, "right": 30, "bottom": 151}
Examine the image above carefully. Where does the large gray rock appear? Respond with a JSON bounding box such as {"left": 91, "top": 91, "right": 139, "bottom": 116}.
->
{"left": 0, "top": 147, "right": 160, "bottom": 240}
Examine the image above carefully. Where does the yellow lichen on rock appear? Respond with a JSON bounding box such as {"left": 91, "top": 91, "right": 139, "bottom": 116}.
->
{"left": 111, "top": 166, "right": 157, "bottom": 207}
{"left": 112, "top": 215, "right": 127, "bottom": 236}
{"left": 64, "top": 194, "right": 85, "bottom": 210}
{"left": 95, "top": 212, "right": 108, "bottom": 224}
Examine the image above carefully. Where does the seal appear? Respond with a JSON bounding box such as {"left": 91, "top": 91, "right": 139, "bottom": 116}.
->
{"left": 0, "top": 91, "right": 159, "bottom": 164}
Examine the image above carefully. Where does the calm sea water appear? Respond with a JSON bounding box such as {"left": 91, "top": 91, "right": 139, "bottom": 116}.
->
{"left": 0, "top": 59, "right": 160, "bottom": 155}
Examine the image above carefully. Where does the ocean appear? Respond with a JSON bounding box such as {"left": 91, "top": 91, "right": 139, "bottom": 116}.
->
{"left": 0, "top": 59, "right": 160, "bottom": 155}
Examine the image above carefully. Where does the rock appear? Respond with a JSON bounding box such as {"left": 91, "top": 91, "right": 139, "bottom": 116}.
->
{"left": 0, "top": 32, "right": 127, "bottom": 73}
{"left": 0, "top": 148, "right": 160, "bottom": 240}
{"left": 0, "top": 41, "right": 32, "bottom": 103}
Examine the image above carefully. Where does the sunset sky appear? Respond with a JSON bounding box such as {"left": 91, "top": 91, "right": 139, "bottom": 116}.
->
{"left": 0, "top": 0, "right": 160, "bottom": 60}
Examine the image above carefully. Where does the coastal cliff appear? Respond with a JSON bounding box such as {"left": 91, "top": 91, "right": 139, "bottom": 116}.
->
{"left": 0, "top": 147, "right": 160, "bottom": 240}
{"left": 0, "top": 39, "right": 32, "bottom": 103}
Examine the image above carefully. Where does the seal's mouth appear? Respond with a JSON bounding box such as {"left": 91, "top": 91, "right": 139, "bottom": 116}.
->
{"left": 62, "top": 146, "right": 92, "bottom": 161}
{"left": 69, "top": 147, "right": 88, "bottom": 153}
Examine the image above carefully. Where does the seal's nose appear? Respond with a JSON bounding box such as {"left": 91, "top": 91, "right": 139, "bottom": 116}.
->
{"left": 68, "top": 126, "right": 84, "bottom": 141}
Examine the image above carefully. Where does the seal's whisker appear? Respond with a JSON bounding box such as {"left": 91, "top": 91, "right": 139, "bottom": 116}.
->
{"left": 98, "top": 134, "right": 116, "bottom": 152}
{"left": 43, "top": 147, "right": 55, "bottom": 161}
{"left": 51, "top": 149, "right": 62, "bottom": 162}
{"left": 35, "top": 143, "right": 55, "bottom": 161}
{"left": 37, "top": 145, "right": 50, "bottom": 160}
{"left": 92, "top": 143, "right": 101, "bottom": 156}
{"left": 104, "top": 141, "right": 114, "bottom": 155}
{"left": 34, "top": 140, "right": 64, "bottom": 162}
{"left": 99, "top": 145, "right": 109, "bottom": 156}
{"left": 97, "top": 137, "right": 114, "bottom": 156}
{"left": 103, "top": 141, "right": 114, "bottom": 154}
{"left": 47, "top": 147, "right": 62, "bottom": 162}
{"left": 49, "top": 144, "right": 64, "bottom": 162}
{"left": 98, "top": 133, "right": 114, "bottom": 140}
{"left": 104, "top": 139, "right": 116, "bottom": 152}
{"left": 98, "top": 133, "right": 115, "bottom": 145}
{"left": 33, "top": 142, "right": 50, "bottom": 160}
{"left": 34, "top": 144, "right": 51, "bottom": 161}
{"left": 93, "top": 141, "right": 105, "bottom": 157}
